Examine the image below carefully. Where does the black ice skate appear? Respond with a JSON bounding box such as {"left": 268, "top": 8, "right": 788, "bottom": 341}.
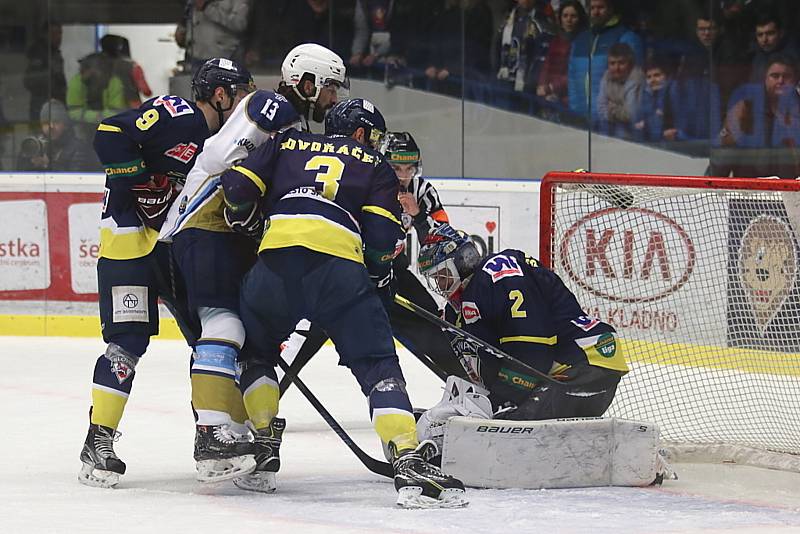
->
{"left": 194, "top": 424, "right": 256, "bottom": 483}
{"left": 233, "top": 417, "right": 286, "bottom": 493}
{"left": 390, "top": 440, "right": 468, "bottom": 509}
{"left": 78, "top": 423, "right": 126, "bottom": 489}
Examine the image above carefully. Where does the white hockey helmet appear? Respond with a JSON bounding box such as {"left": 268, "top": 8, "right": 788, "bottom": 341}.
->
{"left": 281, "top": 43, "right": 349, "bottom": 103}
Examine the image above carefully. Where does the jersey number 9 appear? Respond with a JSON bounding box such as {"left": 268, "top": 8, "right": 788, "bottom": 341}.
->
{"left": 136, "top": 109, "right": 160, "bottom": 131}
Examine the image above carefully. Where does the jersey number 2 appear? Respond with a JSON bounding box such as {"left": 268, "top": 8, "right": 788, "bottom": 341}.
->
{"left": 508, "top": 290, "right": 527, "bottom": 318}
{"left": 305, "top": 155, "right": 345, "bottom": 200}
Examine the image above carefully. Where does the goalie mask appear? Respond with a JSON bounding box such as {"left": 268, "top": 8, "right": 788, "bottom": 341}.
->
{"left": 381, "top": 131, "right": 422, "bottom": 188}
{"left": 280, "top": 43, "right": 349, "bottom": 122}
{"left": 418, "top": 224, "right": 482, "bottom": 301}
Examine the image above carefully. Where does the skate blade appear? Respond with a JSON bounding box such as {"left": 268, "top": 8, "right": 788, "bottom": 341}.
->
{"left": 196, "top": 455, "right": 256, "bottom": 483}
{"left": 78, "top": 462, "right": 120, "bottom": 489}
{"left": 396, "top": 486, "right": 469, "bottom": 509}
{"left": 233, "top": 471, "right": 277, "bottom": 493}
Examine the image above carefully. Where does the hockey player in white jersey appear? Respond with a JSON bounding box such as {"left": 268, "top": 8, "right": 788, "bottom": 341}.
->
{"left": 158, "top": 43, "right": 348, "bottom": 489}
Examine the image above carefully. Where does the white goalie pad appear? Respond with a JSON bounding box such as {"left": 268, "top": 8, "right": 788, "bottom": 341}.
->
{"left": 441, "top": 416, "right": 662, "bottom": 489}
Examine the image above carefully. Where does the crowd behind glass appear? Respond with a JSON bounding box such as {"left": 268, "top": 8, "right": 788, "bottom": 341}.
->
{"left": 2, "top": 0, "right": 800, "bottom": 178}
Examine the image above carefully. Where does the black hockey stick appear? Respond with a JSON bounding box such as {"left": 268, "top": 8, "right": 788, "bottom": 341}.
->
{"left": 393, "top": 295, "right": 563, "bottom": 386}
{"left": 275, "top": 355, "right": 394, "bottom": 479}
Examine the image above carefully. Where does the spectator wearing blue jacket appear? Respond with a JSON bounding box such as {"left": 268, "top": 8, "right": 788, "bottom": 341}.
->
{"left": 633, "top": 58, "right": 678, "bottom": 143}
{"left": 567, "top": 0, "right": 642, "bottom": 122}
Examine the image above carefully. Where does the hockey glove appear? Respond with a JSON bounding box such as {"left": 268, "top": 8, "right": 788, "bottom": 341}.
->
{"left": 131, "top": 174, "right": 174, "bottom": 229}
{"left": 370, "top": 269, "right": 395, "bottom": 311}
{"left": 223, "top": 201, "right": 264, "bottom": 240}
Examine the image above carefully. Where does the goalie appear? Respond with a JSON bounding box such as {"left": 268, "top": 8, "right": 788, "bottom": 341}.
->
{"left": 415, "top": 224, "right": 630, "bottom": 438}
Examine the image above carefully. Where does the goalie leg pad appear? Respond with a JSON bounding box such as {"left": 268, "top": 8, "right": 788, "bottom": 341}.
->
{"left": 441, "top": 416, "right": 666, "bottom": 489}
{"left": 416, "top": 376, "right": 492, "bottom": 453}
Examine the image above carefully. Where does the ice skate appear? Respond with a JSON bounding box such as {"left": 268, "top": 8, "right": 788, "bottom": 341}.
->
{"left": 78, "top": 423, "right": 126, "bottom": 489}
{"left": 194, "top": 424, "right": 256, "bottom": 483}
{"left": 233, "top": 417, "right": 285, "bottom": 493}
{"left": 391, "top": 440, "right": 468, "bottom": 509}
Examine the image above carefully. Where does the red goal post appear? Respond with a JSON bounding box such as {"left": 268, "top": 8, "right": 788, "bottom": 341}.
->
{"left": 539, "top": 171, "right": 800, "bottom": 468}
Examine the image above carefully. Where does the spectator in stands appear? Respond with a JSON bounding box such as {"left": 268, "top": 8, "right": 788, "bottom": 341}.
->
{"left": 717, "top": 55, "right": 800, "bottom": 177}
{"left": 496, "top": 0, "right": 555, "bottom": 98}
{"left": 100, "top": 34, "right": 153, "bottom": 108}
{"left": 23, "top": 22, "right": 66, "bottom": 123}
{"left": 634, "top": 57, "right": 678, "bottom": 142}
{"left": 66, "top": 39, "right": 128, "bottom": 138}
{"left": 536, "top": 0, "right": 588, "bottom": 109}
{"left": 175, "top": 0, "right": 252, "bottom": 71}
{"left": 349, "top": 0, "right": 413, "bottom": 82}
{"left": 245, "top": 0, "right": 354, "bottom": 70}
{"left": 17, "top": 99, "right": 98, "bottom": 172}
{"left": 596, "top": 42, "right": 644, "bottom": 139}
{"left": 750, "top": 12, "right": 799, "bottom": 84}
{"left": 672, "top": 11, "right": 723, "bottom": 142}
{"left": 567, "top": 0, "right": 643, "bottom": 122}
{"left": 423, "top": 0, "right": 494, "bottom": 96}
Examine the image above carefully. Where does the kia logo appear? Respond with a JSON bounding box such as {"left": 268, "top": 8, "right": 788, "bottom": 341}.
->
{"left": 122, "top": 294, "right": 139, "bottom": 308}
{"left": 559, "top": 208, "right": 696, "bottom": 303}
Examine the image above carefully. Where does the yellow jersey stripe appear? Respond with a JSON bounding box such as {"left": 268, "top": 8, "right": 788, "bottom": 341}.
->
{"left": 500, "top": 335, "right": 558, "bottom": 345}
{"left": 99, "top": 226, "right": 159, "bottom": 260}
{"left": 362, "top": 205, "right": 401, "bottom": 226}
{"left": 97, "top": 123, "right": 123, "bottom": 133}
{"left": 231, "top": 165, "right": 267, "bottom": 195}
{"left": 259, "top": 216, "right": 364, "bottom": 263}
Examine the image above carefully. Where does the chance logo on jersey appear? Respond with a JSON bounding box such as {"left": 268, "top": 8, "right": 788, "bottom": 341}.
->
{"left": 571, "top": 315, "right": 600, "bottom": 331}
{"left": 482, "top": 254, "right": 523, "bottom": 282}
{"left": 462, "top": 301, "right": 482, "bottom": 324}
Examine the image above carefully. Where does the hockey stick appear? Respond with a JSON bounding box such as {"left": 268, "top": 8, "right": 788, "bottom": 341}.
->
{"left": 393, "top": 295, "right": 563, "bottom": 386}
{"left": 275, "top": 355, "right": 394, "bottom": 479}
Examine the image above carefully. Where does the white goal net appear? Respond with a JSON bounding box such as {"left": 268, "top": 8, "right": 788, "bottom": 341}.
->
{"left": 540, "top": 172, "right": 800, "bottom": 462}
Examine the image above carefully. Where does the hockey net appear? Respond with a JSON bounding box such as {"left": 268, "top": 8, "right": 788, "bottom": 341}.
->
{"left": 540, "top": 172, "right": 800, "bottom": 469}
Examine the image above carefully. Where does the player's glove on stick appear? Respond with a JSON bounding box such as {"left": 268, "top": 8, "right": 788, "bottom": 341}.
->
{"left": 131, "top": 174, "right": 174, "bottom": 229}
{"left": 224, "top": 201, "right": 264, "bottom": 240}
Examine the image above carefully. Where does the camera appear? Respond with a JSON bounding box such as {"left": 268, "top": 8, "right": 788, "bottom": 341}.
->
{"left": 20, "top": 135, "right": 49, "bottom": 159}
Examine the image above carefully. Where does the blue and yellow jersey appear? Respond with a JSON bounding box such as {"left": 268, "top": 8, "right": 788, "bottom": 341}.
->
{"left": 94, "top": 95, "right": 210, "bottom": 260}
{"left": 446, "top": 249, "right": 629, "bottom": 381}
{"left": 159, "top": 90, "right": 300, "bottom": 239}
{"left": 221, "top": 128, "right": 404, "bottom": 273}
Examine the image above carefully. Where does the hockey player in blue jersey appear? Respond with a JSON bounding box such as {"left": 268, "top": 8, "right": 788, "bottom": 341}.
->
{"left": 78, "top": 57, "right": 254, "bottom": 489}
{"left": 157, "top": 43, "right": 348, "bottom": 487}
{"left": 416, "top": 224, "right": 629, "bottom": 425}
{"left": 220, "top": 99, "right": 468, "bottom": 508}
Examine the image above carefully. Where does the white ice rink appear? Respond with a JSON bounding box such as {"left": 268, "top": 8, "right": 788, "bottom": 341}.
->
{"left": 2, "top": 336, "right": 800, "bottom": 534}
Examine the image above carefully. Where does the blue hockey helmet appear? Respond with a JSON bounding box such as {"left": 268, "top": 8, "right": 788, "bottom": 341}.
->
{"left": 191, "top": 57, "right": 255, "bottom": 102}
{"left": 324, "top": 98, "right": 386, "bottom": 150}
{"left": 418, "top": 224, "right": 482, "bottom": 299}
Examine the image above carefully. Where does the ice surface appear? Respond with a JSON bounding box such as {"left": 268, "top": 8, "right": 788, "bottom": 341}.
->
{"left": 1, "top": 336, "right": 799, "bottom": 534}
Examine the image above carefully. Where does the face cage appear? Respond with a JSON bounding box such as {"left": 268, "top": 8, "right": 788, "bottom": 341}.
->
{"left": 423, "top": 257, "right": 462, "bottom": 298}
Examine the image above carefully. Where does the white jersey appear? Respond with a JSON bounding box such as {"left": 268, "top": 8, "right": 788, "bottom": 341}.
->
{"left": 159, "top": 89, "right": 300, "bottom": 240}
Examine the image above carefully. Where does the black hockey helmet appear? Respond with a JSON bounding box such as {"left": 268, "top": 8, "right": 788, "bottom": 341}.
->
{"left": 191, "top": 57, "right": 255, "bottom": 103}
{"left": 381, "top": 131, "right": 422, "bottom": 183}
{"left": 324, "top": 98, "right": 386, "bottom": 149}
{"left": 382, "top": 131, "right": 421, "bottom": 165}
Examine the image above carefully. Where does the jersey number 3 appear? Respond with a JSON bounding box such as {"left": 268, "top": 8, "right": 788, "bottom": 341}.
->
{"left": 305, "top": 155, "right": 345, "bottom": 200}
